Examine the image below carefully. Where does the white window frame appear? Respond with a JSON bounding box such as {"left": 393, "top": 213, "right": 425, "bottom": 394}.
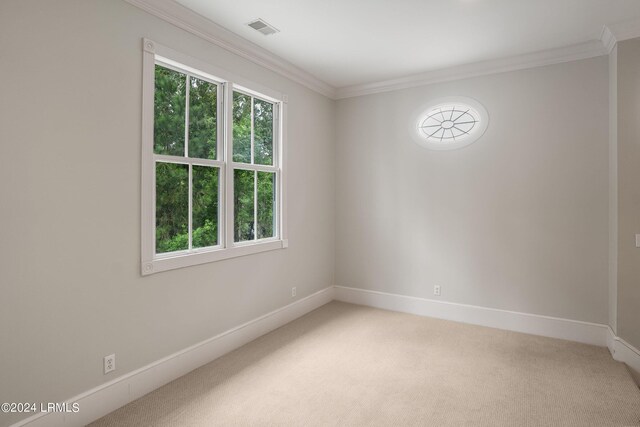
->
{"left": 141, "top": 39, "right": 288, "bottom": 276}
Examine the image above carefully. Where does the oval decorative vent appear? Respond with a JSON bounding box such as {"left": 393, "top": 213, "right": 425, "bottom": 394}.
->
{"left": 413, "top": 97, "right": 488, "bottom": 150}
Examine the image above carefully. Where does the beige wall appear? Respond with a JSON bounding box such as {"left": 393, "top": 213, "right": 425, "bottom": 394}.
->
{"left": 335, "top": 57, "right": 610, "bottom": 324}
{"left": 616, "top": 39, "right": 640, "bottom": 350}
{"left": 1, "top": 1, "right": 635, "bottom": 425}
{"left": 0, "top": 1, "right": 335, "bottom": 425}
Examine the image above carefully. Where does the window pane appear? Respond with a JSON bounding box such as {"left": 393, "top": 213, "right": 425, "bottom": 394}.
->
{"left": 234, "top": 169, "right": 254, "bottom": 242}
{"left": 189, "top": 77, "right": 217, "bottom": 160}
{"left": 156, "top": 162, "right": 188, "bottom": 253}
{"left": 257, "top": 171, "right": 276, "bottom": 239}
{"left": 254, "top": 99, "right": 274, "bottom": 165}
{"left": 233, "top": 92, "right": 252, "bottom": 163}
{"left": 192, "top": 166, "right": 219, "bottom": 248}
{"left": 154, "top": 65, "right": 186, "bottom": 156}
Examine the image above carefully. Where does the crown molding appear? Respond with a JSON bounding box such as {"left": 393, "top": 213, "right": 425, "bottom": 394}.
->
{"left": 606, "top": 18, "right": 640, "bottom": 43}
{"left": 335, "top": 40, "right": 608, "bottom": 99}
{"left": 601, "top": 18, "right": 640, "bottom": 54}
{"left": 123, "top": 0, "right": 640, "bottom": 101}
{"left": 123, "top": 0, "right": 337, "bottom": 99}
{"left": 600, "top": 26, "right": 617, "bottom": 54}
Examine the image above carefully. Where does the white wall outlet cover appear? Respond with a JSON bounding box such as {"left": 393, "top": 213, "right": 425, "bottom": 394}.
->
{"left": 104, "top": 354, "right": 116, "bottom": 374}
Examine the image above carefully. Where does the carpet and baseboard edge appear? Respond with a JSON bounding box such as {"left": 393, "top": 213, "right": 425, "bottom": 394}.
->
{"left": 334, "top": 286, "right": 640, "bottom": 388}
{"left": 9, "top": 286, "right": 336, "bottom": 427}
{"left": 10, "top": 285, "right": 639, "bottom": 426}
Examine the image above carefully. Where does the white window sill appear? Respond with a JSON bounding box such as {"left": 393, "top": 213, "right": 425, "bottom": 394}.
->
{"left": 142, "top": 239, "right": 288, "bottom": 276}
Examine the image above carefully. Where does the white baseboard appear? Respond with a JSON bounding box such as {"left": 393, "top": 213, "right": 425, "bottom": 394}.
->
{"left": 334, "top": 286, "right": 609, "bottom": 346}
{"left": 607, "top": 327, "right": 640, "bottom": 386}
{"left": 10, "top": 286, "right": 335, "bottom": 427}
{"left": 11, "top": 285, "right": 638, "bottom": 427}
{"left": 337, "top": 285, "right": 639, "bottom": 387}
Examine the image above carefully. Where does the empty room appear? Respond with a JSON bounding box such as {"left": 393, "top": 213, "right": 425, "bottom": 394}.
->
{"left": 2, "top": 0, "right": 640, "bottom": 426}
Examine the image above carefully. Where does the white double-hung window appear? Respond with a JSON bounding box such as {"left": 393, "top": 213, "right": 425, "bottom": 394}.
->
{"left": 141, "top": 39, "right": 287, "bottom": 275}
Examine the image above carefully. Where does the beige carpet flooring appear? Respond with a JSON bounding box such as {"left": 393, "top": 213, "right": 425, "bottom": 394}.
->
{"left": 90, "top": 302, "right": 640, "bottom": 426}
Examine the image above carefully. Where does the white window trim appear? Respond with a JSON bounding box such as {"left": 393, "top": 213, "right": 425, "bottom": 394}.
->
{"left": 141, "top": 39, "right": 288, "bottom": 276}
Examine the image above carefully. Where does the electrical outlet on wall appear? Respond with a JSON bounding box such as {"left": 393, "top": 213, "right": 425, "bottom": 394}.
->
{"left": 104, "top": 354, "right": 116, "bottom": 374}
{"left": 291, "top": 287, "right": 297, "bottom": 297}
{"left": 434, "top": 285, "right": 441, "bottom": 296}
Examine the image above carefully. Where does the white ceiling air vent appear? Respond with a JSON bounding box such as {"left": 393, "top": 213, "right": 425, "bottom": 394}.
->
{"left": 247, "top": 18, "right": 279, "bottom": 36}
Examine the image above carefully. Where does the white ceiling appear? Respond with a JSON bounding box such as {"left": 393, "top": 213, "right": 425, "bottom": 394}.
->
{"left": 174, "top": 0, "right": 640, "bottom": 88}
